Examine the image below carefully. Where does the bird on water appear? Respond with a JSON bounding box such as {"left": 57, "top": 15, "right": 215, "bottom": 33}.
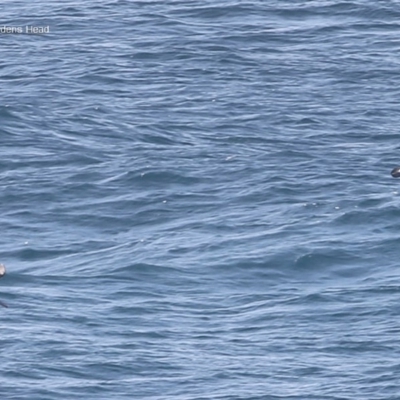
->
{"left": 392, "top": 167, "right": 400, "bottom": 178}
{"left": 0, "top": 264, "right": 8, "bottom": 308}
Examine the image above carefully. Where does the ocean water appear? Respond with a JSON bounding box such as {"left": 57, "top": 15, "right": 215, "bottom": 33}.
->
{"left": 1, "top": 1, "right": 400, "bottom": 399}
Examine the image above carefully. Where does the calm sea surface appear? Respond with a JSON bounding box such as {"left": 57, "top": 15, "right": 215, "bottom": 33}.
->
{"left": 2, "top": 1, "right": 400, "bottom": 399}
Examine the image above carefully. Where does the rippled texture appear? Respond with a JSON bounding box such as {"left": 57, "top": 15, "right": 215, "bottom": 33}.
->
{"left": 2, "top": 1, "right": 400, "bottom": 399}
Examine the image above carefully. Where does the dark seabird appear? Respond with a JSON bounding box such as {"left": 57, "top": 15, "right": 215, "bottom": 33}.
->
{"left": 0, "top": 264, "right": 8, "bottom": 308}
{"left": 392, "top": 167, "right": 400, "bottom": 178}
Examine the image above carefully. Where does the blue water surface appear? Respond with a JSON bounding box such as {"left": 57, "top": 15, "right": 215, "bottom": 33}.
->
{"left": 1, "top": 1, "right": 400, "bottom": 399}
